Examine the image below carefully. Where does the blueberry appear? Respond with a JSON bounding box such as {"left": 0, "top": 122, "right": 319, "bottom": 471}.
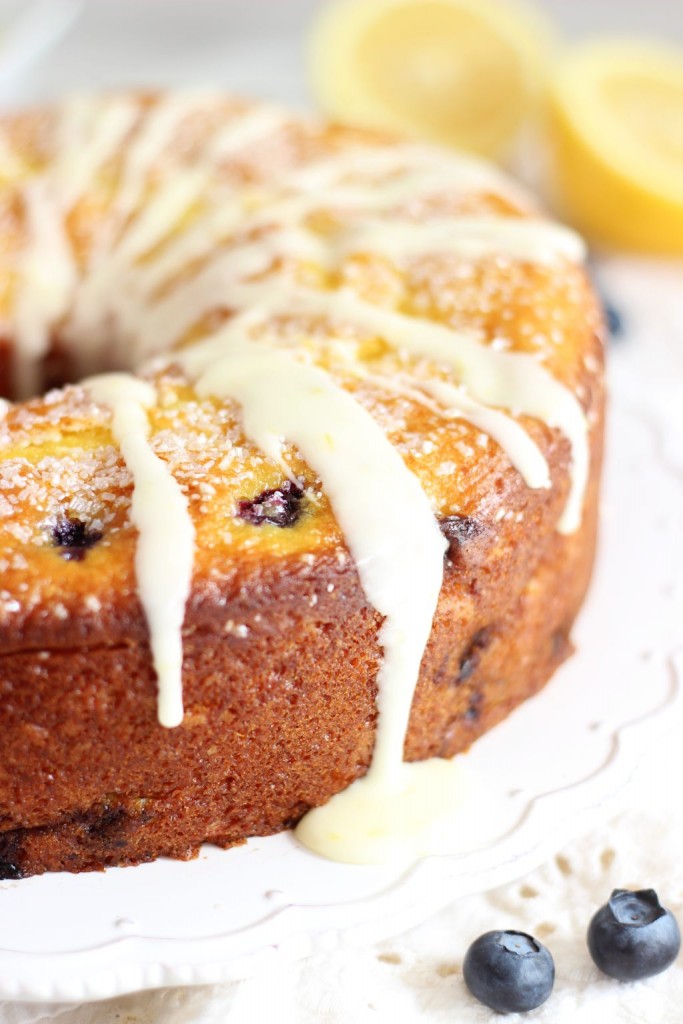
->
{"left": 587, "top": 888, "right": 681, "bottom": 981}
{"left": 439, "top": 514, "right": 484, "bottom": 560}
{"left": 237, "top": 481, "right": 304, "bottom": 527}
{"left": 463, "top": 694, "right": 483, "bottom": 723}
{"left": 457, "top": 627, "right": 491, "bottom": 684}
{"left": 603, "top": 297, "right": 625, "bottom": 339}
{"left": 0, "top": 860, "right": 23, "bottom": 881}
{"left": 0, "top": 833, "right": 23, "bottom": 880}
{"left": 51, "top": 514, "right": 103, "bottom": 561}
{"left": 463, "top": 930, "right": 555, "bottom": 1013}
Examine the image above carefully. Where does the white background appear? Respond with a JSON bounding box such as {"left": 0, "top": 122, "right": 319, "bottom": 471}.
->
{"left": 1, "top": 0, "right": 682, "bottom": 112}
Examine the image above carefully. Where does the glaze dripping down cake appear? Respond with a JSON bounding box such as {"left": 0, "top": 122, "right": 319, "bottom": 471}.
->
{"left": 0, "top": 93, "right": 604, "bottom": 876}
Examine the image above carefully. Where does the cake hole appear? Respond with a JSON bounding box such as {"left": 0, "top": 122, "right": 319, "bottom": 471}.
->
{"left": 519, "top": 884, "right": 538, "bottom": 899}
{"left": 50, "top": 514, "right": 103, "bottom": 562}
{"left": 535, "top": 922, "right": 556, "bottom": 939}
{"left": 237, "top": 481, "right": 304, "bottom": 527}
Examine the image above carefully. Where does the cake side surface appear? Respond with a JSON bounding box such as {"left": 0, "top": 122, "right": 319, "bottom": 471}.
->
{"left": 0, "top": 446, "right": 599, "bottom": 876}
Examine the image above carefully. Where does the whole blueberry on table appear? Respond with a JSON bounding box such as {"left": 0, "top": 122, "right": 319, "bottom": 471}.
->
{"left": 463, "top": 929, "right": 555, "bottom": 1013}
{"left": 601, "top": 295, "right": 625, "bottom": 339}
{"left": 588, "top": 888, "right": 681, "bottom": 981}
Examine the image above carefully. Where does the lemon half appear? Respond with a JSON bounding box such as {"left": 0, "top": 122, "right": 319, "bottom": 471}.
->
{"left": 308, "top": 0, "right": 554, "bottom": 157}
{"left": 549, "top": 39, "right": 683, "bottom": 253}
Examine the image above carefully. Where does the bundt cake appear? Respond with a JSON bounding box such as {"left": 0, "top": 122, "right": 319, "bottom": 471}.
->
{"left": 0, "top": 92, "right": 604, "bottom": 876}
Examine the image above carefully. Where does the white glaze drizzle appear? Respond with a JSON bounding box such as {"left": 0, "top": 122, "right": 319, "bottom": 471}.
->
{"left": 52, "top": 95, "right": 140, "bottom": 211}
{"left": 175, "top": 335, "right": 455, "bottom": 861}
{"left": 110, "top": 101, "right": 286, "bottom": 253}
{"left": 0, "top": 132, "right": 23, "bottom": 180}
{"left": 276, "top": 286, "right": 587, "bottom": 533}
{"left": 13, "top": 96, "right": 139, "bottom": 395}
{"left": 68, "top": 169, "right": 215, "bottom": 378}
{"left": 205, "top": 104, "right": 289, "bottom": 161}
{"left": 335, "top": 215, "right": 587, "bottom": 266}
{"left": 85, "top": 373, "right": 195, "bottom": 728}
{"left": 137, "top": 211, "right": 583, "bottom": 306}
{"left": 107, "top": 90, "right": 225, "bottom": 233}
{"left": 158, "top": 282, "right": 587, "bottom": 533}
{"left": 129, "top": 204, "right": 573, "bottom": 324}
{"left": 359, "top": 371, "right": 551, "bottom": 491}
{"left": 132, "top": 167, "right": 532, "bottom": 298}
{"left": 38, "top": 99, "right": 584, "bottom": 403}
{"left": 66, "top": 101, "right": 290, "bottom": 376}
{"left": 285, "top": 142, "right": 518, "bottom": 197}
{"left": 60, "top": 137, "right": 538, "bottom": 348}
{"left": 308, "top": 287, "right": 586, "bottom": 534}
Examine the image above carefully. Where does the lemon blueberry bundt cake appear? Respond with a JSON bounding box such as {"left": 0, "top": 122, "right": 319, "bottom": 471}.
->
{"left": 0, "top": 93, "right": 604, "bottom": 876}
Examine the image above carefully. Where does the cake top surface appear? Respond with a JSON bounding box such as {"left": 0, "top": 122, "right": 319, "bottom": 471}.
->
{"left": 0, "top": 92, "right": 602, "bottom": 635}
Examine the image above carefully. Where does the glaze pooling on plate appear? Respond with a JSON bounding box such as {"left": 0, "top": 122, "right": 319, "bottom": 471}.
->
{"left": 1, "top": 93, "right": 591, "bottom": 862}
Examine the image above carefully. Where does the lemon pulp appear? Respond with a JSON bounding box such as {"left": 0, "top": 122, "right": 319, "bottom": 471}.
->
{"left": 309, "top": 0, "right": 553, "bottom": 157}
{"left": 548, "top": 40, "right": 683, "bottom": 252}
